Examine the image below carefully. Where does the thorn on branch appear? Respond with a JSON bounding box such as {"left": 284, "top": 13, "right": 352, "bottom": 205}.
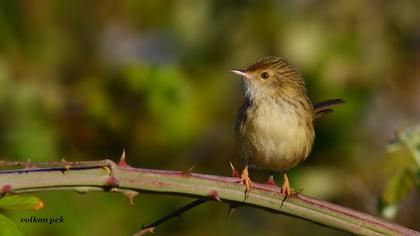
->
{"left": 180, "top": 165, "right": 195, "bottom": 177}
{"left": 229, "top": 162, "right": 239, "bottom": 177}
{"left": 118, "top": 149, "right": 131, "bottom": 168}
{"left": 207, "top": 189, "right": 222, "bottom": 202}
{"left": 123, "top": 190, "right": 138, "bottom": 205}
{"left": 25, "top": 158, "right": 35, "bottom": 169}
{"left": 106, "top": 176, "right": 119, "bottom": 187}
{"left": 59, "top": 159, "right": 70, "bottom": 172}
{"left": 265, "top": 175, "right": 276, "bottom": 186}
{"left": 1, "top": 184, "right": 12, "bottom": 194}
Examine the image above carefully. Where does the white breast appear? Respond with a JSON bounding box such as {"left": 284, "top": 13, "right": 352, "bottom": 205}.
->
{"left": 239, "top": 99, "right": 314, "bottom": 172}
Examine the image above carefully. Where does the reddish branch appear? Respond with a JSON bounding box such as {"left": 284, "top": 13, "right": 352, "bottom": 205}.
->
{"left": 0, "top": 158, "right": 418, "bottom": 236}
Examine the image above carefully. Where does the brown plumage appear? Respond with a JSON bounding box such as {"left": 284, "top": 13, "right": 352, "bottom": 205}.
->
{"left": 232, "top": 56, "right": 344, "bottom": 197}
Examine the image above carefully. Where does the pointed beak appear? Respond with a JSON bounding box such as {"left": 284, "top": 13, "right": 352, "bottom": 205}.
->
{"left": 231, "top": 69, "right": 251, "bottom": 79}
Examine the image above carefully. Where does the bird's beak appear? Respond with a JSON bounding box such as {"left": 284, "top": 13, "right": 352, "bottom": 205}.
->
{"left": 231, "top": 69, "right": 251, "bottom": 79}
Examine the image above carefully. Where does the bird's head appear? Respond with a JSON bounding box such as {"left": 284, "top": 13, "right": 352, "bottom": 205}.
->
{"left": 232, "top": 56, "right": 306, "bottom": 100}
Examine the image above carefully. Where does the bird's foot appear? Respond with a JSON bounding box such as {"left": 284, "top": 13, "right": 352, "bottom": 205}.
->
{"left": 280, "top": 183, "right": 294, "bottom": 197}
{"left": 280, "top": 173, "right": 295, "bottom": 206}
{"left": 240, "top": 166, "right": 252, "bottom": 200}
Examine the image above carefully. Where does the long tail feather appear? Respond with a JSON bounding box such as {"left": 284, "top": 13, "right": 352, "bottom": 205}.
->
{"left": 313, "top": 99, "right": 345, "bottom": 119}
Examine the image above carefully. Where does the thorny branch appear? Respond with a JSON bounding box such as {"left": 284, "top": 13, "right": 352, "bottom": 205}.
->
{"left": 0, "top": 156, "right": 419, "bottom": 236}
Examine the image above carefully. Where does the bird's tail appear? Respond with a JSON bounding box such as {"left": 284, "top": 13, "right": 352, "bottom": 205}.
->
{"left": 313, "top": 99, "right": 345, "bottom": 119}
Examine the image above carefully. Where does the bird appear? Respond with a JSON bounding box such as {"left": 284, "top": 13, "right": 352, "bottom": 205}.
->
{"left": 231, "top": 56, "right": 344, "bottom": 198}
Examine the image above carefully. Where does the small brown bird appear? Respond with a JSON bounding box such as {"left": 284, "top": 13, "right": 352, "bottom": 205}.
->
{"left": 232, "top": 56, "right": 344, "bottom": 197}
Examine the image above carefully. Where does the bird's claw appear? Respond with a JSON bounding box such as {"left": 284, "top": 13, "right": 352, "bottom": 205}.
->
{"left": 280, "top": 173, "right": 295, "bottom": 206}
{"left": 240, "top": 166, "right": 252, "bottom": 200}
{"left": 280, "top": 185, "right": 294, "bottom": 197}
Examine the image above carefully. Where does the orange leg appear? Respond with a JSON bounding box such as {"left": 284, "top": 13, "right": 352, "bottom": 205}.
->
{"left": 280, "top": 172, "right": 294, "bottom": 197}
{"left": 240, "top": 165, "right": 252, "bottom": 199}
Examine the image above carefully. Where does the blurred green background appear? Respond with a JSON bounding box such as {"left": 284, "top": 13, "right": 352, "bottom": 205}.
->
{"left": 1, "top": 0, "right": 420, "bottom": 235}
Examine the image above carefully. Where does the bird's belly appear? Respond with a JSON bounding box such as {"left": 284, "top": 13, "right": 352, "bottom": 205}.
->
{"left": 239, "top": 105, "right": 314, "bottom": 172}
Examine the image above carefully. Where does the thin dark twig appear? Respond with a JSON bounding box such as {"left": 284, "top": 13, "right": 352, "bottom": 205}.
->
{"left": 139, "top": 198, "right": 208, "bottom": 233}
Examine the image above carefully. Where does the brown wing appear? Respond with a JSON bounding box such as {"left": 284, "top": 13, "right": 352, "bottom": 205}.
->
{"left": 313, "top": 99, "right": 345, "bottom": 119}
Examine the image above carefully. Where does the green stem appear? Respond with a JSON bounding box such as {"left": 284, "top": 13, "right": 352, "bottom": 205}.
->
{"left": 0, "top": 159, "right": 418, "bottom": 236}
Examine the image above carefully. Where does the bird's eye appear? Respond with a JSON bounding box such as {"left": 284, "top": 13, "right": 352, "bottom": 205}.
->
{"left": 261, "top": 72, "right": 269, "bottom": 79}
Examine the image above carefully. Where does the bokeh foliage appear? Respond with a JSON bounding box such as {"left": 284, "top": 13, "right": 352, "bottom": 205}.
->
{"left": 0, "top": 0, "right": 419, "bottom": 235}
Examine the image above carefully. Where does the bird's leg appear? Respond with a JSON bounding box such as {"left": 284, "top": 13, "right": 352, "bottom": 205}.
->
{"left": 280, "top": 172, "right": 294, "bottom": 197}
{"left": 240, "top": 165, "right": 252, "bottom": 199}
